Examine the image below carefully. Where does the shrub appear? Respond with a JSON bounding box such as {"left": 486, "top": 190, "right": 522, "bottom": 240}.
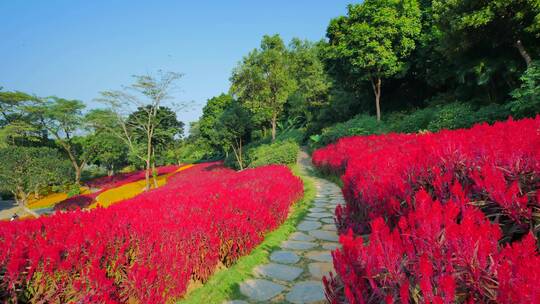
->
{"left": 317, "top": 114, "right": 388, "bottom": 147}
{"left": 387, "top": 107, "right": 437, "bottom": 133}
{"left": 508, "top": 61, "right": 540, "bottom": 118}
{"left": 473, "top": 103, "right": 511, "bottom": 124}
{"left": 0, "top": 163, "right": 303, "bottom": 303}
{"left": 247, "top": 140, "right": 300, "bottom": 168}
{"left": 426, "top": 102, "right": 476, "bottom": 131}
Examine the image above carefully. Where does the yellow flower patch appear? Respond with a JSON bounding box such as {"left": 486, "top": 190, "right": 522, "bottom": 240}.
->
{"left": 27, "top": 187, "right": 91, "bottom": 210}
{"left": 91, "top": 164, "right": 194, "bottom": 209}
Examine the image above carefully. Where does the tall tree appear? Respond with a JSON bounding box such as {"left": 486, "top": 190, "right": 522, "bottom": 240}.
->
{"left": 325, "top": 0, "right": 422, "bottom": 121}
{"left": 23, "top": 97, "right": 88, "bottom": 184}
{"left": 287, "top": 39, "right": 331, "bottom": 126}
{"left": 95, "top": 71, "right": 184, "bottom": 191}
{"left": 198, "top": 93, "right": 233, "bottom": 150}
{"left": 216, "top": 102, "right": 251, "bottom": 170}
{"left": 230, "top": 34, "right": 296, "bottom": 141}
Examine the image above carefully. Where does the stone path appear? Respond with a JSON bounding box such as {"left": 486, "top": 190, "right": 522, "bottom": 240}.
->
{"left": 225, "top": 151, "right": 345, "bottom": 304}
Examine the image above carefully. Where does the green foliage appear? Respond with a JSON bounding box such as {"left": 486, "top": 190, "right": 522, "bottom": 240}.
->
{"left": 473, "top": 103, "right": 511, "bottom": 124}
{"left": 173, "top": 139, "right": 216, "bottom": 164}
{"left": 198, "top": 94, "right": 234, "bottom": 150}
{"left": 83, "top": 132, "right": 128, "bottom": 175}
{"left": 275, "top": 128, "right": 305, "bottom": 144}
{"left": 230, "top": 34, "right": 297, "bottom": 140}
{"left": 0, "top": 146, "right": 72, "bottom": 205}
{"left": 325, "top": 0, "right": 422, "bottom": 119}
{"left": 246, "top": 140, "right": 300, "bottom": 168}
{"left": 316, "top": 114, "right": 388, "bottom": 147}
{"left": 387, "top": 107, "right": 438, "bottom": 133}
{"left": 217, "top": 101, "right": 252, "bottom": 169}
{"left": 427, "top": 102, "right": 476, "bottom": 131}
{"left": 509, "top": 61, "right": 540, "bottom": 118}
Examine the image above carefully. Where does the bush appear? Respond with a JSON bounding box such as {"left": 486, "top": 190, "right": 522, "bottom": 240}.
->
{"left": 275, "top": 128, "right": 305, "bottom": 144}
{"left": 247, "top": 140, "right": 300, "bottom": 168}
{"left": 508, "top": 61, "right": 540, "bottom": 118}
{"left": 387, "top": 107, "right": 437, "bottom": 133}
{"left": 316, "top": 114, "right": 388, "bottom": 147}
{"left": 426, "top": 102, "right": 476, "bottom": 131}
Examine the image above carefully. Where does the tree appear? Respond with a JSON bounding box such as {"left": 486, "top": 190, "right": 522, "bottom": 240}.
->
{"left": 83, "top": 133, "right": 128, "bottom": 176}
{"left": 433, "top": 0, "right": 540, "bottom": 68}
{"left": 325, "top": 0, "right": 422, "bottom": 121}
{"left": 0, "top": 146, "right": 72, "bottom": 208}
{"left": 286, "top": 39, "right": 331, "bottom": 127}
{"left": 95, "top": 71, "right": 184, "bottom": 191}
{"left": 216, "top": 102, "right": 251, "bottom": 170}
{"left": 127, "top": 105, "right": 184, "bottom": 164}
{"left": 23, "top": 97, "right": 88, "bottom": 184}
{"left": 230, "top": 34, "right": 297, "bottom": 141}
{"left": 198, "top": 93, "right": 234, "bottom": 150}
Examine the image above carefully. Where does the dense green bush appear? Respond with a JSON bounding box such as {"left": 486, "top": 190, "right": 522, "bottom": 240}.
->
{"left": 473, "top": 103, "right": 511, "bottom": 124}
{"left": 427, "top": 102, "right": 476, "bottom": 132}
{"left": 317, "top": 114, "right": 388, "bottom": 146}
{"left": 247, "top": 140, "right": 299, "bottom": 168}
{"left": 275, "top": 128, "right": 305, "bottom": 144}
{"left": 176, "top": 139, "right": 221, "bottom": 164}
{"left": 387, "top": 107, "right": 438, "bottom": 133}
{"left": 508, "top": 61, "right": 540, "bottom": 118}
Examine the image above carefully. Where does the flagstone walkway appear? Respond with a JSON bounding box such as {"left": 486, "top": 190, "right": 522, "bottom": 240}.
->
{"left": 225, "top": 151, "right": 344, "bottom": 304}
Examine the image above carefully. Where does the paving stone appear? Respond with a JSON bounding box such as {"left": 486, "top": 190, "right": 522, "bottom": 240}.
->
{"left": 309, "top": 207, "right": 326, "bottom": 213}
{"left": 270, "top": 250, "right": 300, "bottom": 264}
{"left": 281, "top": 240, "right": 317, "bottom": 250}
{"left": 309, "top": 230, "right": 339, "bottom": 242}
{"left": 297, "top": 220, "right": 322, "bottom": 231}
{"left": 239, "top": 279, "right": 285, "bottom": 301}
{"left": 289, "top": 232, "right": 315, "bottom": 242}
{"left": 286, "top": 281, "right": 325, "bottom": 304}
{"left": 254, "top": 263, "right": 303, "bottom": 281}
{"left": 313, "top": 202, "right": 327, "bottom": 208}
{"left": 321, "top": 224, "right": 337, "bottom": 231}
{"left": 308, "top": 262, "right": 335, "bottom": 279}
{"left": 322, "top": 242, "right": 341, "bottom": 250}
{"left": 305, "top": 251, "right": 333, "bottom": 262}
{"left": 307, "top": 212, "right": 333, "bottom": 219}
{"left": 321, "top": 218, "right": 335, "bottom": 224}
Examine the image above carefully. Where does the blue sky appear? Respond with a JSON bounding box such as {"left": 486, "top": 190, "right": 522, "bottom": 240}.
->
{"left": 0, "top": 1, "right": 353, "bottom": 125}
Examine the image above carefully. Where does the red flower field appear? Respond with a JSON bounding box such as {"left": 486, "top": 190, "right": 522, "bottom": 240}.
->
{"left": 313, "top": 117, "right": 540, "bottom": 303}
{"left": 0, "top": 163, "right": 303, "bottom": 303}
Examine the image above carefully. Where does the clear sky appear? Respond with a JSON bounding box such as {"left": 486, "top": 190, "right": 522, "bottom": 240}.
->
{"left": 0, "top": 1, "right": 353, "bottom": 126}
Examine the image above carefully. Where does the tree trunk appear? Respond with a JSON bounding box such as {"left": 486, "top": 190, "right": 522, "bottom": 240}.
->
{"left": 74, "top": 166, "right": 82, "bottom": 186}
{"left": 271, "top": 112, "right": 277, "bottom": 141}
{"left": 232, "top": 138, "right": 244, "bottom": 170}
{"left": 515, "top": 40, "right": 533, "bottom": 68}
{"left": 144, "top": 159, "right": 151, "bottom": 191}
{"left": 371, "top": 77, "right": 382, "bottom": 121}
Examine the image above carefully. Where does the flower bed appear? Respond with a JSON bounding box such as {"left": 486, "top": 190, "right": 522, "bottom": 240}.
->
{"left": 54, "top": 165, "right": 181, "bottom": 211}
{"left": 312, "top": 117, "right": 540, "bottom": 303}
{"left": 0, "top": 163, "right": 303, "bottom": 303}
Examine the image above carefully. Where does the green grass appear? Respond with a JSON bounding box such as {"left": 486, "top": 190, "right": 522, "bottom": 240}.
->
{"left": 178, "top": 164, "right": 316, "bottom": 304}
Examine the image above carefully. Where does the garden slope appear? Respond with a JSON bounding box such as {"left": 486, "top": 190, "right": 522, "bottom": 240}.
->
{"left": 0, "top": 163, "right": 303, "bottom": 304}
{"left": 313, "top": 117, "right": 540, "bottom": 303}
